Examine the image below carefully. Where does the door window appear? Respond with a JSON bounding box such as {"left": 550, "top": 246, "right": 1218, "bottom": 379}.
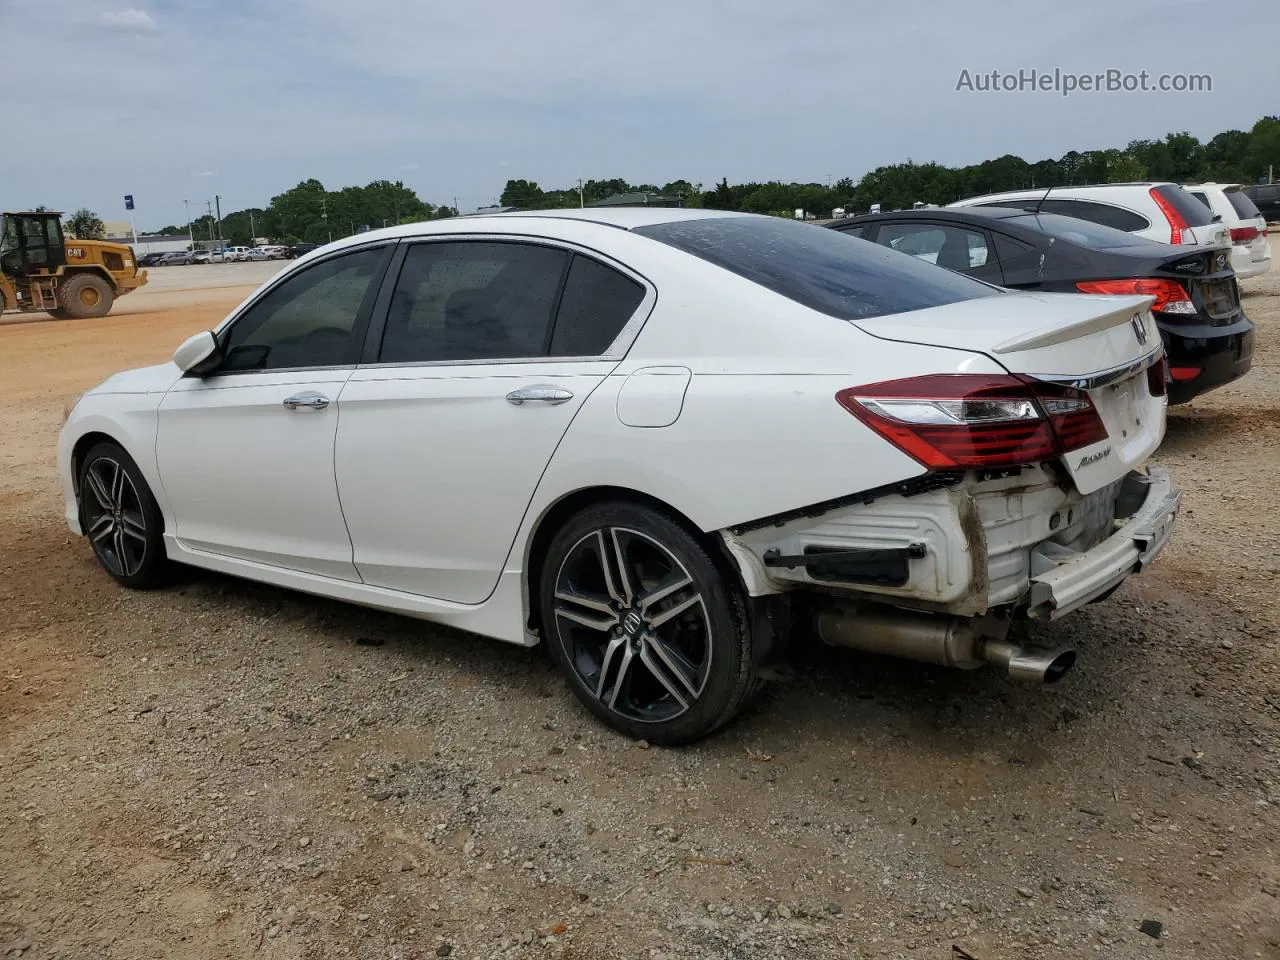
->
{"left": 378, "top": 241, "right": 570, "bottom": 363}
{"left": 547, "top": 255, "right": 645, "bottom": 356}
{"left": 877, "top": 222, "right": 991, "bottom": 271}
{"left": 1037, "top": 199, "right": 1151, "bottom": 232}
{"left": 218, "top": 247, "right": 385, "bottom": 372}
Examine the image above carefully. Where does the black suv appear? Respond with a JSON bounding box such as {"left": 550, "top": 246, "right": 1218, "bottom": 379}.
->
{"left": 1243, "top": 184, "right": 1280, "bottom": 223}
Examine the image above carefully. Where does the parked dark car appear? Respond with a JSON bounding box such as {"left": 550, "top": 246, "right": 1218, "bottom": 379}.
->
{"left": 287, "top": 242, "right": 321, "bottom": 259}
{"left": 1242, "top": 183, "right": 1280, "bottom": 223}
{"left": 829, "top": 207, "right": 1253, "bottom": 404}
{"left": 138, "top": 252, "right": 167, "bottom": 267}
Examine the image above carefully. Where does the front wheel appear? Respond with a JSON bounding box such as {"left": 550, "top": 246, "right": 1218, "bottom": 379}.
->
{"left": 78, "top": 442, "right": 169, "bottom": 588}
{"left": 539, "top": 502, "right": 761, "bottom": 745}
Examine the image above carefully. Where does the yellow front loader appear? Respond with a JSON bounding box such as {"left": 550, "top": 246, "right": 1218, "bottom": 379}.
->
{"left": 0, "top": 211, "right": 147, "bottom": 319}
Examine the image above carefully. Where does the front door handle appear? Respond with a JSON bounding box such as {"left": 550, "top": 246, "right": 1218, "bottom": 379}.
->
{"left": 506, "top": 385, "right": 574, "bottom": 406}
{"left": 283, "top": 392, "right": 330, "bottom": 411}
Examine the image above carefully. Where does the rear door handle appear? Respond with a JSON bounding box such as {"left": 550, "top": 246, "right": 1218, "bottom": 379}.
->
{"left": 506, "top": 385, "right": 574, "bottom": 406}
{"left": 283, "top": 392, "right": 330, "bottom": 411}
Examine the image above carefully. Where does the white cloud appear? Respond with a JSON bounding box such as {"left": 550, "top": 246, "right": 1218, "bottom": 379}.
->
{"left": 196, "top": 170, "right": 216, "bottom": 177}
{"left": 101, "top": 8, "right": 158, "bottom": 32}
{"left": 397, "top": 163, "right": 420, "bottom": 171}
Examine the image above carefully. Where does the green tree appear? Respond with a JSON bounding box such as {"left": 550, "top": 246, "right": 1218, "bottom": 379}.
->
{"left": 500, "top": 179, "right": 546, "bottom": 207}
{"left": 65, "top": 209, "right": 106, "bottom": 240}
{"left": 1163, "top": 131, "right": 1203, "bottom": 181}
{"left": 1245, "top": 117, "right": 1280, "bottom": 182}
{"left": 1107, "top": 153, "right": 1148, "bottom": 182}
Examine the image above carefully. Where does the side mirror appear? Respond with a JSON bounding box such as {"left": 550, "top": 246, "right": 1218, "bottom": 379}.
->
{"left": 173, "top": 330, "right": 220, "bottom": 375}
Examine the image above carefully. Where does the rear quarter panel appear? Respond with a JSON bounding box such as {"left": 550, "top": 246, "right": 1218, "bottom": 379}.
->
{"left": 514, "top": 256, "right": 1005, "bottom": 541}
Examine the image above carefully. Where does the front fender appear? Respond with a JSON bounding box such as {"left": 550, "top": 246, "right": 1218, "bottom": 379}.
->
{"left": 58, "top": 395, "right": 167, "bottom": 535}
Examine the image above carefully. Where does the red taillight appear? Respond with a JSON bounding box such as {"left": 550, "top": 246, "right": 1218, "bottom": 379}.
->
{"left": 1075, "top": 278, "right": 1194, "bottom": 315}
{"left": 1169, "top": 366, "right": 1201, "bottom": 382}
{"left": 1229, "top": 226, "right": 1259, "bottom": 244}
{"left": 836, "top": 374, "right": 1108, "bottom": 471}
{"left": 1147, "top": 355, "right": 1168, "bottom": 397}
{"left": 1149, "top": 187, "right": 1191, "bottom": 244}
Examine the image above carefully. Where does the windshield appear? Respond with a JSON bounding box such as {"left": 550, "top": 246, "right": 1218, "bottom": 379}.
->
{"left": 1008, "top": 213, "right": 1161, "bottom": 249}
{"left": 633, "top": 216, "right": 1000, "bottom": 321}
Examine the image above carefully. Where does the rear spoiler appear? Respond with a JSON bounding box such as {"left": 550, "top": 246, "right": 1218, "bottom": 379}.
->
{"left": 991, "top": 295, "right": 1154, "bottom": 354}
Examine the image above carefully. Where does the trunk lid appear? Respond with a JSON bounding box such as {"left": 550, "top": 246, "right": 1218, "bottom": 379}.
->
{"left": 854, "top": 291, "right": 1165, "bottom": 494}
{"left": 1155, "top": 247, "right": 1239, "bottom": 323}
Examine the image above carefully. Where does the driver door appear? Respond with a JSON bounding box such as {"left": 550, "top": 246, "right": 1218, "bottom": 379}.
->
{"left": 156, "top": 243, "right": 393, "bottom": 579}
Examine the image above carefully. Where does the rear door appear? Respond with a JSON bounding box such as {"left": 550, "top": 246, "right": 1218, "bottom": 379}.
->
{"left": 334, "top": 237, "right": 652, "bottom": 603}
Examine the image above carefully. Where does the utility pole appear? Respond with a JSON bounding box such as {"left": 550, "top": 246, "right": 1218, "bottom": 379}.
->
{"left": 578, "top": 178, "right": 584, "bottom": 208}
{"left": 321, "top": 196, "right": 330, "bottom": 242}
{"left": 249, "top": 209, "right": 256, "bottom": 242}
{"left": 214, "top": 195, "right": 222, "bottom": 245}
{"left": 184, "top": 199, "right": 192, "bottom": 249}
{"left": 206, "top": 200, "right": 216, "bottom": 246}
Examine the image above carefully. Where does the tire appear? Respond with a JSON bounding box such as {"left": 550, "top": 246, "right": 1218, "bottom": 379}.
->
{"left": 78, "top": 441, "right": 169, "bottom": 589}
{"left": 539, "top": 501, "right": 760, "bottom": 745}
{"left": 58, "top": 274, "right": 115, "bottom": 319}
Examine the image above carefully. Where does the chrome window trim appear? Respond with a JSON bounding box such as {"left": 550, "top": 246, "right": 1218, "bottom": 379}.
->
{"left": 181, "top": 363, "right": 358, "bottom": 383}
{"left": 211, "top": 239, "right": 397, "bottom": 338}
{"left": 357, "top": 232, "right": 658, "bottom": 369}
{"left": 1027, "top": 346, "right": 1163, "bottom": 390}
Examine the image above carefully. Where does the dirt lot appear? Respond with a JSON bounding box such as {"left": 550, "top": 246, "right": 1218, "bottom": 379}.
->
{"left": 2, "top": 263, "right": 1278, "bottom": 960}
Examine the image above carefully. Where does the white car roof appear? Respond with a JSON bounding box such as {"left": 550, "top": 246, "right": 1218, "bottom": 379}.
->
{"left": 313, "top": 207, "right": 752, "bottom": 256}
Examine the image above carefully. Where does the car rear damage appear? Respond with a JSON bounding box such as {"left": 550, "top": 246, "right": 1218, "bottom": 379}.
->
{"left": 719, "top": 291, "right": 1182, "bottom": 685}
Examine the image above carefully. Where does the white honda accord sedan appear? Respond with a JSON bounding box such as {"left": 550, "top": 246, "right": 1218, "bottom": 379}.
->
{"left": 58, "top": 208, "right": 1181, "bottom": 744}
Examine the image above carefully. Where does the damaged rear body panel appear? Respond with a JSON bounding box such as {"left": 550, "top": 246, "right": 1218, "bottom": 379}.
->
{"left": 722, "top": 464, "right": 1179, "bottom": 624}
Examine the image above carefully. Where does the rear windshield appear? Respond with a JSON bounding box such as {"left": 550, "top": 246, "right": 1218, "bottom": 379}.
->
{"left": 1008, "top": 213, "right": 1160, "bottom": 249}
{"left": 1226, "top": 189, "right": 1262, "bottom": 220}
{"left": 1152, "top": 184, "right": 1215, "bottom": 227}
{"left": 632, "top": 216, "right": 1000, "bottom": 320}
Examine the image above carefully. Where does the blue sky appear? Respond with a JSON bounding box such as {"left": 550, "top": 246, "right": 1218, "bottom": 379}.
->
{"left": 2, "top": 0, "right": 1276, "bottom": 230}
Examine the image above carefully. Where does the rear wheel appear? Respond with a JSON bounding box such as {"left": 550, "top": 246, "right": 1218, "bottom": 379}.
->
{"left": 78, "top": 442, "right": 169, "bottom": 588}
{"left": 539, "top": 502, "right": 760, "bottom": 745}
{"left": 58, "top": 274, "right": 115, "bottom": 319}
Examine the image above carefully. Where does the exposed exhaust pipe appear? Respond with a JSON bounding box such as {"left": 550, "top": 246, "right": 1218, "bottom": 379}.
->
{"left": 978, "top": 639, "right": 1076, "bottom": 685}
{"left": 814, "top": 604, "right": 1075, "bottom": 684}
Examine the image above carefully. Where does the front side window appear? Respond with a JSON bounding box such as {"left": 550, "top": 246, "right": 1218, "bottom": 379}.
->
{"left": 218, "top": 246, "right": 385, "bottom": 372}
{"left": 378, "top": 241, "right": 569, "bottom": 363}
{"left": 634, "top": 216, "right": 998, "bottom": 321}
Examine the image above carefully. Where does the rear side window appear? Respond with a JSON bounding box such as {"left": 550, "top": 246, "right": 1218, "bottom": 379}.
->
{"left": 1151, "top": 185, "right": 1215, "bottom": 227}
{"left": 834, "top": 224, "right": 868, "bottom": 239}
{"left": 1037, "top": 199, "right": 1151, "bottom": 232}
{"left": 1226, "top": 189, "right": 1262, "bottom": 220}
{"left": 992, "top": 232, "right": 1036, "bottom": 262}
{"left": 1008, "top": 213, "right": 1158, "bottom": 249}
{"left": 548, "top": 255, "right": 646, "bottom": 356}
{"left": 379, "top": 241, "right": 568, "bottom": 363}
{"left": 1187, "top": 191, "right": 1210, "bottom": 208}
{"left": 633, "top": 216, "right": 999, "bottom": 321}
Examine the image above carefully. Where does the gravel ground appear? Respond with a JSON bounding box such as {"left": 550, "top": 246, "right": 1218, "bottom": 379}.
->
{"left": 1, "top": 265, "right": 1278, "bottom": 960}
